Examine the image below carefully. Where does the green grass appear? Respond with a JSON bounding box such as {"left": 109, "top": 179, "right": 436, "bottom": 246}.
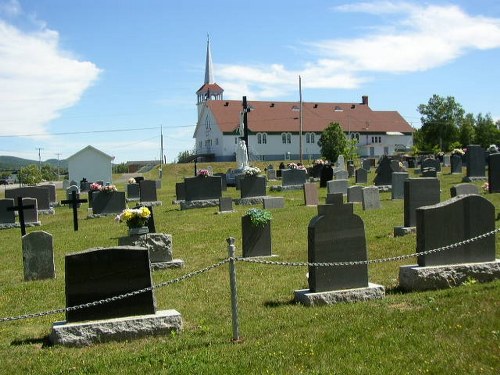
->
{"left": 0, "top": 162, "right": 499, "bottom": 374}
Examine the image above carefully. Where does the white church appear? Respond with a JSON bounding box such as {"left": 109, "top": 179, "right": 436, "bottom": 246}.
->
{"left": 193, "top": 39, "right": 414, "bottom": 162}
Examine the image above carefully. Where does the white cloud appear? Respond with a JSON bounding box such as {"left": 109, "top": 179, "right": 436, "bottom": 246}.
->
{"left": 218, "top": 2, "right": 500, "bottom": 98}
{"left": 0, "top": 14, "right": 101, "bottom": 136}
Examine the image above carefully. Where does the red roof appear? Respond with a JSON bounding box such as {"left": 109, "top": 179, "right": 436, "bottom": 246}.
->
{"left": 196, "top": 83, "right": 224, "bottom": 94}
{"left": 204, "top": 100, "right": 413, "bottom": 134}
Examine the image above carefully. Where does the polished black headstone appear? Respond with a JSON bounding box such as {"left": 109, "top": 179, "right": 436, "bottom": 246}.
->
{"left": 139, "top": 180, "right": 158, "bottom": 202}
{"left": 450, "top": 154, "right": 463, "bottom": 174}
{"left": 241, "top": 216, "right": 272, "bottom": 257}
{"left": 240, "top": 175, "right": 266, "bottom": 198}
{"left": 404, "top": 178, "right": 440, "bottom": 227}
{"left": 355, "top": 168, "right": 368, "bottom": 184}
{"left": 184, "top": 176, "right": 222, "bottom": 201}
{"left": 319, "top": 165, "right": 333, "bottom": 188}
{"left": 282, "top": 169, "right": 307, "bottom": 186}
{"left": 374, "top": 156, "right": 393, "bottom": 186}
{"left": 488, "top": 153, "right": 500, "bottom": 193}
{"left": 466, "top": 145, "right": 486, "bottom": 178}
{"left": 91, "top": 191, "right": 126, "bottom": 215}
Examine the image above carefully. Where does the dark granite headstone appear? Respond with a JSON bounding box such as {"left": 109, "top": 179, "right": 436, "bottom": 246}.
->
{"left": 374, "top": 156, "right": 393, "bottom": 186}
{"left": 0, "top": 198, "right": 15, "bottom": 225}
{"left": 39, "top": 184, "right": 57, "bottom": 205}
{"left": 466, "top": 145, "right": 486, "bottom": 178}
{"left": 450, "top": 183, "right": 479, "bottom": 197}
{"left": 404, "top": 178, "right": 440, "bottom": 227}
{"left": 213, "top": 173, "right": 228, "bottom": 191}
{"left": 488, "top": 153, "right": 500, "bottom": 193}
{"left": 22, "top": 198, "right": 39, "bottom": 224}
{"left": 362, "top": 159, "right": 372, "bottom": 172}
{"left": 421, "top": 158, "right": 439, "bottom": 177}
{"left": 139, "top": 180, "right": 158, "bottom": 203}
{"left": 91, "top": 191, "right": 126, "bottom": 215}
{"left": 416, "top": 195, "right": 496, "bottom": 266}
{"left": 184, "top": 176, "right": 222, "bottom": 201}
{"left": 308, "top": 203, "right": 368, "bottom": 292}
{"left": 391, "top": 160, "right": 403, "bottom": 173}
{"left": 266, "top": 169, "right": 277, "bottom": 180}
{"left": 320, "top": 165, "right": 334, "bottom": 188}
{"left": 355, "top": 168, "right": 368, "bottom": 184}
{"left": 282, "top": 169, "right": 307, "bottom": 186}
{"left": 303, "top": 183, "right": 319, "bottom": 206}
{"left": 242, "top": 216, "right": 272, "bottom": 257}
{"left": 5, "top": 186, "right": 51, "bottom": 211}
{"left": 362, "top": 186, "right": 381, "bottom": 210}
{"left": 391, "top": 172, "right": 409, "bottom": 200}
{"left": 311, "top": 164, "right": 323, "bottom": 178}
{"left": 22, "top": 231, "right": 55, "bottom": 281}
{"left": 127, "top": 183, "right": 140, "bottom": 200}
{"left": 65, "top": 247, "right": 156, "bottom": 322}
{"left": 134, "top": 176, "right": 144, "bottom": 183}
{"left": 347, "top": 185, "right": 363, "bottom": 203}
{"left": 240, "top": 175, "right": 267, "bottom": 198}
{"left": 219, "top": 197, "right": 233, "bottom": 212}
{"left": 451, "top": 154, "right": 463, "bottom": 174}
{"left": 347, "top": 164, "right": 355, "bottom": 178}
{"left": 175, "top": 182, "right": 185, "bottom": 201}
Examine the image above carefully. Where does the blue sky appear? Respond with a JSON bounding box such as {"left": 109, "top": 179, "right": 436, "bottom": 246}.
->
{"left": 1, "top": 0, "right": 499, "bottom": 164}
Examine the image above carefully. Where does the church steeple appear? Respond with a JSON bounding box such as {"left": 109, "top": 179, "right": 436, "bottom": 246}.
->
{"left": 197, "top": 35, "right": 223, "bottom": 106}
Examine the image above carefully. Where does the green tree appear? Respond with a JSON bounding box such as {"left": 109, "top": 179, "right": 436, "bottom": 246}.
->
{"left": 177, "top": 149, "right": 195, "bottom": 163}
{"left": 417, "top": 95, "right": 464, "bottom": 152}
{"left": 318, "top": 122, "right": 347, "bottom": 163}
{"left": 458, "top": 113, "right": 476, "bottom": 147}
{"left": 18, "top": 164, "right": 42, "bottom": 185}
{"left": 113, "top": 163, "right": 129, "bottom": 174}
{"left": 474, "top": 113, "right": 499, "bottom": 148}
{"left": 343, "top": 138, "right": 359, "bottom": 161}
{"left": 41, "top": 164, "right": 57, "bottom": 181}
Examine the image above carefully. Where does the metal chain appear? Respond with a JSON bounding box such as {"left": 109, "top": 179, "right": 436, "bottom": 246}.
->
{"left": 237, "top": 228, "right": 500, "bottom": 267}
{"left": 0, "top": 259, "right": 229, "bottom": 324}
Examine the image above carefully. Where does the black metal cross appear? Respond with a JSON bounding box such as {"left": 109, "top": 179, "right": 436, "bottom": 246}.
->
{"left": 7, "top": 196, "right": 35, "bottom": 236}
{"left": 61, "top": 190, "right": 88, "bottom": 231}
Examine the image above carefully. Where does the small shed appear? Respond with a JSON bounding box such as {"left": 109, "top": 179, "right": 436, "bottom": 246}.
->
{"left": 67, "top": 145, "right": 114, "bottom": 184}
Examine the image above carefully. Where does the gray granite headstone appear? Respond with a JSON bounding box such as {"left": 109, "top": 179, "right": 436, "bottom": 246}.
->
{"left": 362, "top": 186, "right": 381, "bottom": 210}
{"left": 347, "top": 185, "right": 363, "bottom": 203}
{"left": 303, "top": 183, "right": 319, "bottom": 206}
{"left": 362, "top": 159, "right": 372, "bottom": 171}
{"left": 327, "top": 179, "right": 348, "bottom": 195}
{"left": 65, "top": 247, "right": 156, "bottom": 323}
{"left": 213, "top": 173, "right": 227, "bottom": 191}
{"left": 391, "top": 172, "right": 409, "bottom": 200}
{"left": 320, "top": 165, "right": 334, "bottom": 188}
{"left": 308, "top": 203, "right": 368, "bottom": 292}
{"left": 374, "top": 156, "right": 393, "bottom": 186}
{"left": 451, "top": 154, "right": 463, "bottom": 174}
{"left": 266, "top": 169, "right": 277, "bottom": 180}
{"left": 127, "top": 183, "right": 140, "bottom": 200}
{"left": 22, "top": 231, "right": 55, "bottom": 281}
{"left": 443, "top": 155, "right": 451, "bottom": 167}
{"left": 335, "top": 155, "right": 346, "bottom": 170}
{"left": 466, "top": 145, "right": 486, "bottom": 179}
{"left": 0, "top": 198, "right": 15, "bottom": 225}
{"left": 325, "top": 192, "right": 348, "bottom": 210}
{"left": 6, "top": 187, "right": 51, "bottom": 211}
{"left": 62, "top": 180, "right": 70, "bottom": 190}
{"left": 139, "top": 180, "right": 158, "bottom": 203}
{"left": 66, "top": 185, "right": 81, "bottom": 207}
{"left": 22, "top": 198, "right": 39, "bottom": 224}
{"left": 39, "top": 184, "right": 57, "bottom": 205}
{"left": 91, "top": 191, "right": 126, "bottom": 215}
{"left": 219, "top": 197, "right": 233, "bottom": 212}
{"left": 184, "top": 176, "right": 222, "bottom": 201}
{"left": 282, "top": 169, "right": 307, "bottom": 186}
{"left": 240, "top": 175, "right": 266, "bottom": 198}
{"left": 416, "top": 195, "right": 496, "bottom": 266}
{"left": 450, "top": 183, "right": 479, "bottom": 197}
{"left": 263, "top": 197, "right": 285, "bottom": 209}
{"left": 241, "top": 215, "right": 272, "bottom": 257}
{"left": 488, "top": 153, "right": 500, "bottom": 193}
{"left": 355, "top": 168, "right": 368, "bottom": 184}
{"left": 391, "top": 160, "right": 403, "bottom": 173}
{"left": 404, "top": 178, "right": 440, "bottom": 227}
{"left": 334, "top": 170, "right": 349, "bottom": 180}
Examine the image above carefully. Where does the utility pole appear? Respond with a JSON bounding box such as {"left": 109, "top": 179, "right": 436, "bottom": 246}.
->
{"left": 36, "top": 148, "right": 44, "bottom": 170}
{"left": 55, "top": 153, "right": 62, "bottom": 177}
{"left": 159, "top": 125, "right": 164, "bottom": 179}
{"left": 299, "top": 75, "right": 303, "bottom": 163}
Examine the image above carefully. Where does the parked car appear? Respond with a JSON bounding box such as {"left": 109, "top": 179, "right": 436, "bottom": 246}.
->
{"left": 0, "top": 178, "right": 12, "bottom": 185}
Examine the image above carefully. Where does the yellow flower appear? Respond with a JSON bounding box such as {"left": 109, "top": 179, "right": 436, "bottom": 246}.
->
{"left": 140, "top": 207, "right": 151, "bottom": 218}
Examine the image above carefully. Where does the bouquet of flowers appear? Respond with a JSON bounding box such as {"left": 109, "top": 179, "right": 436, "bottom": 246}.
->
{"left": 243, "top": 166, "right": 261, "bottom": 176}
{"left": 90, "top": 182, "right": 102, "bottom": 191}
{"left": 451, "top": 148, "right": 465, "bottom": 156}
{"left": 128, "top": 178, "right": 136, "bottom": 184}
{"left": 90, "top": 182, "right": 117, "bottom": 192}
{"left": 197, "top": 169, "right": 210, "bottom": 177}
{"left": 115, "top": 206, "right": 151, "bottom": 228}
{"left": 313, "top": 159, "right": 325, "bottom": 165}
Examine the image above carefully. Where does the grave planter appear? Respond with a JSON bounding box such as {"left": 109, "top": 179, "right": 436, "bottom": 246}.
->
{"left": 241, "top": 215, "right": 272, "bottom": 257}
{"left": 128, "top": 226, "right": 149, "bottom": 236}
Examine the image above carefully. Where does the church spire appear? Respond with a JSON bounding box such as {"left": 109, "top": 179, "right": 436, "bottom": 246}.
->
{"left": 204, "top": 34, "right": 214, "bottom": 84}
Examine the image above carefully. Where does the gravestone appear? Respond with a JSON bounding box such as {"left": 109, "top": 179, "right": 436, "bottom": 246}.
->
{"left": 451, "top": 154, "right": 463, "bottom": 174}
{"left": 450, "top": 183, "right": 479, "bottom": 197}
{"left": 139, "top": 180, "right": 159, "bottom": 204}
{"left": 347, "top": 185, "right": 363, "bottom": 203}
{"left": 91, "top": 191, "right": 126, "bottom": 215}
{"left": 66, "top": 185, "right": 81, "bottom": 207}
{"left": 175, "top": 182, "right": 185, "bottom": 201}
{"left": 213, "top": 173, "right": 227, "bottom": 191}
{"left": 327, "top": 179, "right": 348, "bottom": 195}
{"left": 70, "top": 180, "right": 78, "bottom": 187}
{"left": 362, "top": 186, "right": 381, "bottom": 210}
{"left": 465, "top": 145, "right": 486, "bottom": 180}
{"left": 335, "top": 155, "right": 346, "bottom": 170}
{"left": 391, "top": 160, "right": 403, "bottom": 173}
{"left": 488, "top": 153, "right": 500, "bottom": 193}
{"left": 355, "top": 168, "right": 368, "bottom": 184}
{"left": 64, "top": 247, "right": 156, "bottom": 322}
{"left": 6, "top": 187, "right": 51, "bottom": 211}
{"left": 374, "top": 156, "right": 393, "bottom": 186}
{"left": 134, "top": 176, "right": 144, "bottom": 183}
{"left": 399, "top": 195, "right": 499, "bottom": 291}
{"left": 62, "top": 180, "right": 70, "bottom": 190}
{"left": 295, "top": 202, "right": 384, "bottom": 305}
{"left": 7, "top": 197, "right": 37, "bottom": 236}
{"left": 319, "top": 165, "right": 334, "bottom": 188}
{"left": 421, "top": 158, "right": 439, "bottom": 177}
{"left": 127, "top": 183, "right": 140, "bottom": 201}
{"left": 241, "top": 215, "right": 272, "bottom": 257}
{"left": 443, "top": 154, "right": 451, "bottom": 167}
{"left": 391, "top": 172, "right": 409, "bottom": 200}
{"left": 281, "top": 169, "right": 307, "bottom": 187}
{"left": 219, "top": 197, "right": 233, "bottom": 213}
{"left": 22, "top": 198, "right": 39, "bottom": 225}
{"left": 266, "top": 169, "right": 277, "bottom": 180}
{"left": 334, "top": 170, "right": 348, "bottom": 180}
{"left": 347, "top": 164, "right": 355, "bottom": 178}
{"left": 184, "top": 176, "right": 222, "bottom": 201}
{"left": 404, "top": 178, "right": 440, "bottom": 228}
{"left": 0, "top": 198, "right": 16, "bottom": 226}
{"left": 240, "top": 175, "right": 267, "bottom": 198}
{"left": 303, "top": 183, "right": 319, "bottom": 206}
{"left": 22, "top": 231, "right": 55, "bottom": 281}
{"left": 362, "top": 159, "right": 371, "bottom": 172}
{"left": 39, "top": 184, "right": 57, "bottom": 206}
{"left": 262, "top": 197, "right": 285, "bottom": 209}
{"left": 311, "top": 164, "right": 323, "bottom": 178}
{"left": 325, "top": 192, "right": 346, "bottom": 207}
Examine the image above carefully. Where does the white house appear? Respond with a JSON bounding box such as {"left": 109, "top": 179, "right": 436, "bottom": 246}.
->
{"left": 67, "top": 145, "right": 114, "bottom": 183}
{"left": 193, "top": 39, "right": 414, "bottom": 162}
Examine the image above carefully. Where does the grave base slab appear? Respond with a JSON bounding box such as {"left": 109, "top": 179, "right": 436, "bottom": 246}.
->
{"left": 151, "top": 259, "right": 184, "bottom": 270}
{"left": 235, "top": 196, "right": 266, "bottom": 205}
{"left": 49, "top": 309, "right": 182, "bottom": 347}
{"left": 180, "top": 199, "right": 219, "bottom": 210}
{"left": 270, "top": 185, "right": 303, "bottom": 192}
{"left": 140, "top": 200, "right": 162, "bottom": 207}
{"left": 462, "top": 176, "right": 487, "bottom": 182}
{"left": 399, "top": 260, "right": 500, "bottom": 291}
{"left": 294, "top": 283, "right": 385, "bottom": 306}
{"left": 393, "top": 226, "right": 416, "bottom": 237}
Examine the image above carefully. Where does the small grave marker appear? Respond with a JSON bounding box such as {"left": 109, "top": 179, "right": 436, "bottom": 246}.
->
{"left": 61, "top": 191, "right": 88, "bottom": 231}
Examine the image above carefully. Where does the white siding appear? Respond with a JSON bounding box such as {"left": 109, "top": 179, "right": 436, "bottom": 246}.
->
{"left": 68, "top": 147, "right": 113, "bottom": 183}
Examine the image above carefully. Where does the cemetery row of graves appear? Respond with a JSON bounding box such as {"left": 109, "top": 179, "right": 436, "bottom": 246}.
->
{"left": 0, "top": 151, "right": 499, "bottom": 373}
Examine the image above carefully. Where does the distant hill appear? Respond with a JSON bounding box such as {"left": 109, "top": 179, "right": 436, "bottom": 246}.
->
{"left": 0, "top": 156, "right": 68, "bottom": 171}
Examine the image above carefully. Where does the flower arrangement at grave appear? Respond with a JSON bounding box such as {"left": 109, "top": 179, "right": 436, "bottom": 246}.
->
{"left": 451, "top": 148, "right": 465, "bottom": 156}
{"left": 313, "top": 159, "right": 325, "bottom": 165}
{"left": 243, "top": 166, "right": 261, "bottom": 176}
{"left": 245, "top": 208, "right": 272, "bottom": 227}
{"left": 90, "top": 182, "right": 117, "bottom": 193}
{"left": 287, "top": 162, "right": 307, "bottom": 172}
{"left": 115, "top": 206, "right": 151, "bottom": 229}
{"left": 197, "top": 169, "right": 210, "bottom": 177}
{"left": 482, "top": 182, "right": 489, "bottom": 193}
{"left": 128, "top": 178, "right": 136, "bottom": 184}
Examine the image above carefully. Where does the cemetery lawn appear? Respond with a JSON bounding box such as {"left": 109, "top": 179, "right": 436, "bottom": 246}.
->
{"left": 0, "top": 162, "right": 499, "bottom": 374}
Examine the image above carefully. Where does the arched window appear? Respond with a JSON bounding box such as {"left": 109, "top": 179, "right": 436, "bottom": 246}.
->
{"left": 305, "top": 132, "right": 315, "bottom": 144}
{"left": 257, "top": 133, "right": 267, "bottom": 144}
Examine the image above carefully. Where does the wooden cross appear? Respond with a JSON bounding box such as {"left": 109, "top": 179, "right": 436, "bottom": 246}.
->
{"left": 61, "top": 191, "right": 88, "bottom": 231}
{"left": 7, "top": 196, "right": 35, "bottom": 236}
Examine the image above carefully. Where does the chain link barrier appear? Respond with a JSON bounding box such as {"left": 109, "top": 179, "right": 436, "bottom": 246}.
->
{"left": 1, "top": 228, "right": 498, "bottom": 324}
